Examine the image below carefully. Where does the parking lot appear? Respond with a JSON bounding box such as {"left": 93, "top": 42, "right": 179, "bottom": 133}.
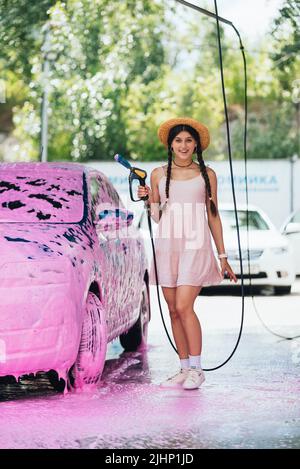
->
{"left": 0, "top": 278, "right": 299, "bottom": 449}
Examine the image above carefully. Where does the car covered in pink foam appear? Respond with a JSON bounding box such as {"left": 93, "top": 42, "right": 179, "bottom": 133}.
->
{"left": 0, "top": 162, "right": 150, "bottom": 391}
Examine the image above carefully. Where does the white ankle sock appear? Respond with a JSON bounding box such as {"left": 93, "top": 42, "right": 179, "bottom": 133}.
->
{"left": 180, "top": 358, "right": 189, "bottom": 370}
{"left": 189, "top": 354, "right": 201, "bottom": 370}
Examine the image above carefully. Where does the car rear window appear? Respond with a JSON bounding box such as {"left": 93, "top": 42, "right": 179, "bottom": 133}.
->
{"left": 0, "top": 171, "right": 84, "bottom": 223}
{"left": 220, "top": 210, "right": 270, "bottom": 231}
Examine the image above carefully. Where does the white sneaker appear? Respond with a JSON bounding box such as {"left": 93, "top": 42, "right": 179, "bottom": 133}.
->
{"left": 160, "top": 369, "right": 189, "bottom": 388}
{"left": 183, "top": 368, "right": 205, "bottom": 390}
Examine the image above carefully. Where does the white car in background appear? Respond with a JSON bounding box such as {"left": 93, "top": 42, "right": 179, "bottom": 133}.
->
{"left": 217, "top": 204, "right": 295, "bottom": 294}
{"left": 136, "top": 203, "right": 295, "bottom": 295}
{"left": 280, "top": 208, "right": 300, "bottom": 276}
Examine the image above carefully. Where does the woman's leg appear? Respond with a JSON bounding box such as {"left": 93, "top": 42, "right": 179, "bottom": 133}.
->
{"left": 175, "top": 285, "right": 202, "bottom": 356}
{"left": 161, "top": 286, "right": 189, "bottom": 359}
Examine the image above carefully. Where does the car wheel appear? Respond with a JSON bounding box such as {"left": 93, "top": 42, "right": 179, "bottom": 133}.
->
{"left": 46, "top": 369, "right": 66, "bottom": 392}
{"left": 119, "top": 280, "right": 150, "bottom": 352}
{"left": 70, "top": 292, "right": 107, "bottom": 388}
{"left": 274, "top": 285, "right": 292, "bottom": 295}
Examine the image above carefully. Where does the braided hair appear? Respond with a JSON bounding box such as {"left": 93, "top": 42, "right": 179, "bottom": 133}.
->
{"left": 165, "top": 124, "right": 218, "bottom": 216}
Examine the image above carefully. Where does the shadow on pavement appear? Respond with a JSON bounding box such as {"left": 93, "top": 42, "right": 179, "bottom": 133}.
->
{"left": 201, "top": 285, "right": 297, "bottom": 296}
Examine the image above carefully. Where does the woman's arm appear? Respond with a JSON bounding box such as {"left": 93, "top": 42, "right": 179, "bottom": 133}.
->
{"left": 205, "top": 168, "right": 237, "bottom": 282}
{"left": 205, "top": 168, "right": 226, "bottom": 254}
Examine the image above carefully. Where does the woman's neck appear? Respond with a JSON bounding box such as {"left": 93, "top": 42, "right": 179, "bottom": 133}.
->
{"left": 172, "top": 158, "right": 193, "bottom": 168}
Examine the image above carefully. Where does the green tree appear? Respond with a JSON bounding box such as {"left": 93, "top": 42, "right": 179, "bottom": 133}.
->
{"left": 271, "top": 0, "right": 300, "bottom": 87}
{"left": 0, "top": 0, "right": 169, "bottom": 161}
{"left": 1, "top": 0, "right": 298, "bottom": 163}
{"left": 231, "top": 103, "right": 297, "bottom": 159}
{"left": 0, "top": 0, "right": 56, "bottom": 82}
{"left": 269, "top": 0, "right": 300, "bottom": 157}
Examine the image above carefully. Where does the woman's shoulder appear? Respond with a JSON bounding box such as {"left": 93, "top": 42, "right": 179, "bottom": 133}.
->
{"left": 196, "top": 161, "right": 216, "bottom": 176}
{"left": 151, "top": 166, "right": 166, "bottom": 179}
{"left": 205, "top": 165, "right": 216, "bottom": 177}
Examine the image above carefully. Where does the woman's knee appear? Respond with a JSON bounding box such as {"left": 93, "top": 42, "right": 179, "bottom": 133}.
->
{"left": 175, "top": 302, "right": 193, "bottom": 319}
{"left": 168, "top": 306, "right": 180, "bottom": 321}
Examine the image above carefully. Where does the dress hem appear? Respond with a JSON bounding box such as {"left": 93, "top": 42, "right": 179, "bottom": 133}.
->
{"left": 149, "top": 278, "right": 224, "bottom": 288}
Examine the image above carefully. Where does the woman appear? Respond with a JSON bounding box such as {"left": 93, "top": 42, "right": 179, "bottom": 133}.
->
{"left": 138, "top": 117, "right": 237, "bottom": 390}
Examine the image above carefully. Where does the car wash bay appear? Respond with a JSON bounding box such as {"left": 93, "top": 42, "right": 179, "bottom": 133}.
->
{"left": 0, "top": 279, "right": 299, "bottom": 449}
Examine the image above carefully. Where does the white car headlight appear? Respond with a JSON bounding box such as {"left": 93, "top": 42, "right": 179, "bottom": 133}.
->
{"left": 227, "top": 249, "right": 264, "bottom": 260}
{"left": 247, "top": 249, "right": 264, "bottom": 260}
{"left": 270, "top": 246, "right": 288, "bottom": 255}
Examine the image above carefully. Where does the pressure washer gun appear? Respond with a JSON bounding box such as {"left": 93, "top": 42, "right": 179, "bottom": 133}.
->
{"left": 114, "top": 154, "right": 148, "bottom": 202}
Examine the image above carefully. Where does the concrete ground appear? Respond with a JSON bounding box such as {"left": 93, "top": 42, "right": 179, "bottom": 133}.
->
{"left": 0, "top": 279, "right": 299, "bottom": 449}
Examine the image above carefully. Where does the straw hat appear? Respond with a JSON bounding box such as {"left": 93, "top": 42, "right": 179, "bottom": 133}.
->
{"left": 157, "top": 117, "right": 210, "bottom": 151}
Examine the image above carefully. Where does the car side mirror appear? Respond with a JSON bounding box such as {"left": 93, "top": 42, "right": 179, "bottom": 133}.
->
{"left": 95, "top": 207, "right": 134, "bottom": 231}
{"left": 283, "top": 222, "right": 300, "bottom": 235}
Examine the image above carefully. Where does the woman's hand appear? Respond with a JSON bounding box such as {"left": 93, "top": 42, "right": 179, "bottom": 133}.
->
{"left": 137, "top": 184, "right": 153, "bottom": 202}
{"left": 220, "top": 258, "right": 238, "bottom": 283}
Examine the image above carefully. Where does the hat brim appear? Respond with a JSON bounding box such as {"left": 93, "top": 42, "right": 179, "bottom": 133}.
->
{"left": 157, "top": 117, "right": 210, "bottom": 151}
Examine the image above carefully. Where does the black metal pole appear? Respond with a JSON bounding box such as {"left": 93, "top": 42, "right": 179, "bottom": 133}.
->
{"left": 175, "top": 0, "right": 233, "bottom": 26}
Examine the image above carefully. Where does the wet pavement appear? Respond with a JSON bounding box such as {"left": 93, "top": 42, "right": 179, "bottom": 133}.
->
{"left": 0, "top": 280, "right": 299, "bottom": 449}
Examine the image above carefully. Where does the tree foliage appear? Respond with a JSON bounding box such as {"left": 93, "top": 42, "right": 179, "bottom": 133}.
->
{"left": 271, "top": 0, "right": 300, "bottom": 80}
{"left": 0, "top": 0, "right": 168, "bottom": 161}
{"left": 0, "top": 0, "right": 299, "bottom": 162}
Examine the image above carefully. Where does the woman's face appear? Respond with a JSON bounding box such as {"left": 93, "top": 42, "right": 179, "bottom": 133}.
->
{"left": 171, "top": 131, "right": 196, "bottom": 162}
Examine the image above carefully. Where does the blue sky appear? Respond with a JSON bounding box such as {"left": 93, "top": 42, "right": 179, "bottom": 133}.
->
{"left": 169, "top": 1, "right": 284, "bottom": 49}
{"left": 205, "top": 0, "right": 284, "bottom": 44}
{"left": 167, "top": 0, "right": 285, "bottom": 68}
